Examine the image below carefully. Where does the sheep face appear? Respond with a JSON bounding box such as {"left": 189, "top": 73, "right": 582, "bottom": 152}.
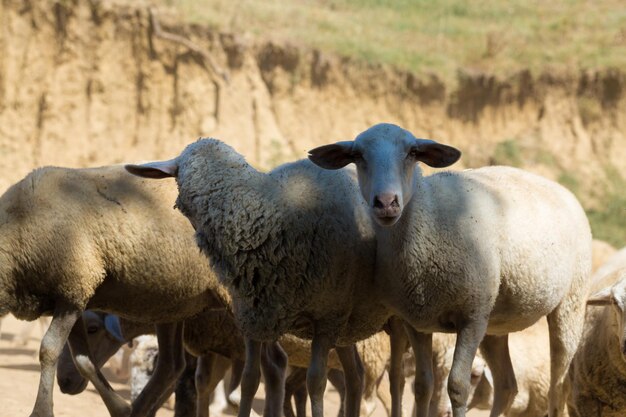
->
{"left": 309, "top": 123, "right": 460, "bottom": 227}
{"left": 588, "top": 271, "right": 626, "bottom": 357}
{"left": 57, "top": 312, "right": 127, "bottom": 394}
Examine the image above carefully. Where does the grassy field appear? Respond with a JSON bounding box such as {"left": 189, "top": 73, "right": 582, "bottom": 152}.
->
{"left": 159, "top": 0, "right": 626, "bottom": 81}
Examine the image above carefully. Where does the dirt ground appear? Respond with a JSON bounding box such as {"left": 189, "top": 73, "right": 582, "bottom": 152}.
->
{"left": 0, "top": 314, "right": 488, "bottom": 417}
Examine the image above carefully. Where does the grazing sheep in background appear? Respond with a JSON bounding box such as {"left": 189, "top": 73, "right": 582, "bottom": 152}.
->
{"left": 568, "top": 255, "right": 626, "bottom": 416}
{"left": 0, "top": 165, "right": 242, "bottom": 417}
{"left": 308, "top": 123, "right": 592, "bottom": 417}
{"left": 126, "top": 138, "right": 392, "bottom": 417}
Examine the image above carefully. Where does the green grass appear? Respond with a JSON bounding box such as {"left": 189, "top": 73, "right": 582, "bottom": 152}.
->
{"left": 557, "top": 166, "right": 626, "bottom": 248}
{"left": 587, "top": 166, "right": 626, "bottom": 247}
{"left": 492, "top": 139, "right": 523, "bottom": 167}
{"left": 158, "top": 0, "right": 626, "bottom": 82}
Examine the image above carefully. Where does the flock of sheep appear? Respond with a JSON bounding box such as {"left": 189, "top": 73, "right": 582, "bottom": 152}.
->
{"left": 1, "top": 123, "right": 625, "bottom": 417}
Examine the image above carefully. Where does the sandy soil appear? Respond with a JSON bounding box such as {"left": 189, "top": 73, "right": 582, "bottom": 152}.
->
{"left": 0, "top": 314, "right": 488, "bottom": 417}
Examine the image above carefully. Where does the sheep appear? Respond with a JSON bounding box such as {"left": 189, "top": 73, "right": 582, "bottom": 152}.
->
{"left": 308, "top": 123, "right": 592, "bottom": 417}
{"left": 57, "top": 307, "right": 253, "bottom": 417}
{"left": 422, "top": 319, "right": 551, "bottom": 417}
{"left": 130, "top": 336, "right": 161, "bottom": 403}
{"left": 58, "top": 311, "right": 392, "bottom": 417}
{"left": 125, "top": 138, "right": 393, "bottom": 417}
{"left": 0, "top": 165, "right": 246, "bottom": 417}
{"left": 567, "top": 251, "right": 626, "bottom": 417}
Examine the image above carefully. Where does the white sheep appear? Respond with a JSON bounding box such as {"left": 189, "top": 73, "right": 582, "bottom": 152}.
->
{"left": 424, "top": 320, "right": 551, "bottom": 417}
{"left": 0, "top": 165, "right": 237, "bottom": 417}
{"left": 308, "top": 123, "right": 592, "bottom": 417}
{"left": 126, "top": 138, "right": 393, "bottom": 417}
{"left": 567, "top": 250, "right": 626, "bottom": 416}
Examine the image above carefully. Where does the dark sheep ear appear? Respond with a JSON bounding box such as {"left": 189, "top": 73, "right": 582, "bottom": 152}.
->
{"left": 587, "top": 287, "right": 616, "bottom": 307}
{"left": 308, "top": 141, "right": 355, "bottom": 170}
{"left": 411, "top": 139, "right": 461, "bottom": 168}
{"left": 125, "top": 159, "right": 178, "bottom": 179}
{"left": 103, "top": 314, "right": 126, "bottom": 342}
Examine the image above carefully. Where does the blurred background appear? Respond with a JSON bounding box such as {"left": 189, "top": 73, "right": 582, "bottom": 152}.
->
{"left": 0, "top": 0, "right": 624, "bottom": 415}
{"left": 0, "top": 0, "right": 624, "bottom": 246}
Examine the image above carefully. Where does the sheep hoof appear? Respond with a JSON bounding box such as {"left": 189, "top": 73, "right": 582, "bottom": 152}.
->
{"left": 29, "top": 411, "right": 53, "bottom": 417}
{"left": 111, "top": 403, "right": 132, "bottom": 417}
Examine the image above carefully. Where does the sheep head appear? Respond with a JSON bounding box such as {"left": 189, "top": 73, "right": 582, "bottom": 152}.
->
{"left": 308, "top": 123, "right": 460, "bottom": 227}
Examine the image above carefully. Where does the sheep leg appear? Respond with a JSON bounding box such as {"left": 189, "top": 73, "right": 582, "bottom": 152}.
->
{"left": 479, "top": 335, "right": 517, "bottom": 417}
{"left": 261, "top": 341, "right": 288, "bottom": 417}
{"left": 284, "top": 367, "right": 307, "bottom": 417}
{"left": 228, "top": 358, "right": 245, "bottom": 407}
{"left": 389, "top": 316, "right": 409, "bottom": 417}
{"left": 403, "top": 326, "right": 433, "bottom": 417}
{"left": 336, "top": 344, "right": 365, "bottom": 417}
{"left": 195, "top": 354, "right": 215, "bottom": 417}
{"left": 30, "top": 305, "right": 81, "bottom": 417}
{"left": 195, "top": 353, "right": 225, "bottom": 417}
{"left": 285, "top": 367, "right": 310, "bottom": 417}
{"left": 375, "top": 370, "right": 393, "bottom": 417}
{"left": 546, "top": 295, "right": 586, "bottom": 417}
{"left": 327, "top": 368, "right": 346, "bottom": 417}
{"left": 238, "top": 337, "right": 262, "bottom": 417}
{"left": 448, "top": 321, "right": 487, "bottom": 417}
{"left": 207, "top": 355, "right": 232, "bottom": 414}
{"left": 307, "top": 333, "right": 334, "bottom": 417}
{"left": 174, "top": 353, "right": 198, "bottom": 417}
{"left": 293, "top": 374, "right": 309, "bottom": 417}
{"left": 327, "top": 369, "right": 346, "bottom": 417}
{"left": 66, "top": 315, "right": 131, "bottom": 417}
{"left": 131, "top": 322, "right": 186, "bottom": 417}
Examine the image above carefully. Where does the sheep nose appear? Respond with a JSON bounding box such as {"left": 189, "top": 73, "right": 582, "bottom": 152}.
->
{"left": 373, "top": 193, "right": 399, "bottom": 209}
{"left": 58, "top": 377, "right": 78, "bottom": 394}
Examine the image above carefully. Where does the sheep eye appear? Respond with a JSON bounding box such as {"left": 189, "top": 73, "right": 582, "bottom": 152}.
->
{"left": 408, "top": 148, "right": 420, "bottom": 159}
{"left": 352, "top": 152, "right": 363, "bottom": 162}
{"left": 87, "top": 325, "right": 100, "bottom": 334}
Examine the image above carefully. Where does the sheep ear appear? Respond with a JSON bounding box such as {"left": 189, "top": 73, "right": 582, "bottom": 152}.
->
{"left": 587, "top": 287, "right": 615, "bottom": 306}
{"left": 125, "top": 159, "right": 178, "bottom": 179}
{"left": 308, "top": 141, "right": 355, "bottom": 170}
{"left": 411, "top": 139, "right": 461, "bottom": 168}
{"left": 103, "top": 314, "right": 126, "bottom": 343}
{"left": 482, "top": 366, "right": 494, "bottom": 388}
